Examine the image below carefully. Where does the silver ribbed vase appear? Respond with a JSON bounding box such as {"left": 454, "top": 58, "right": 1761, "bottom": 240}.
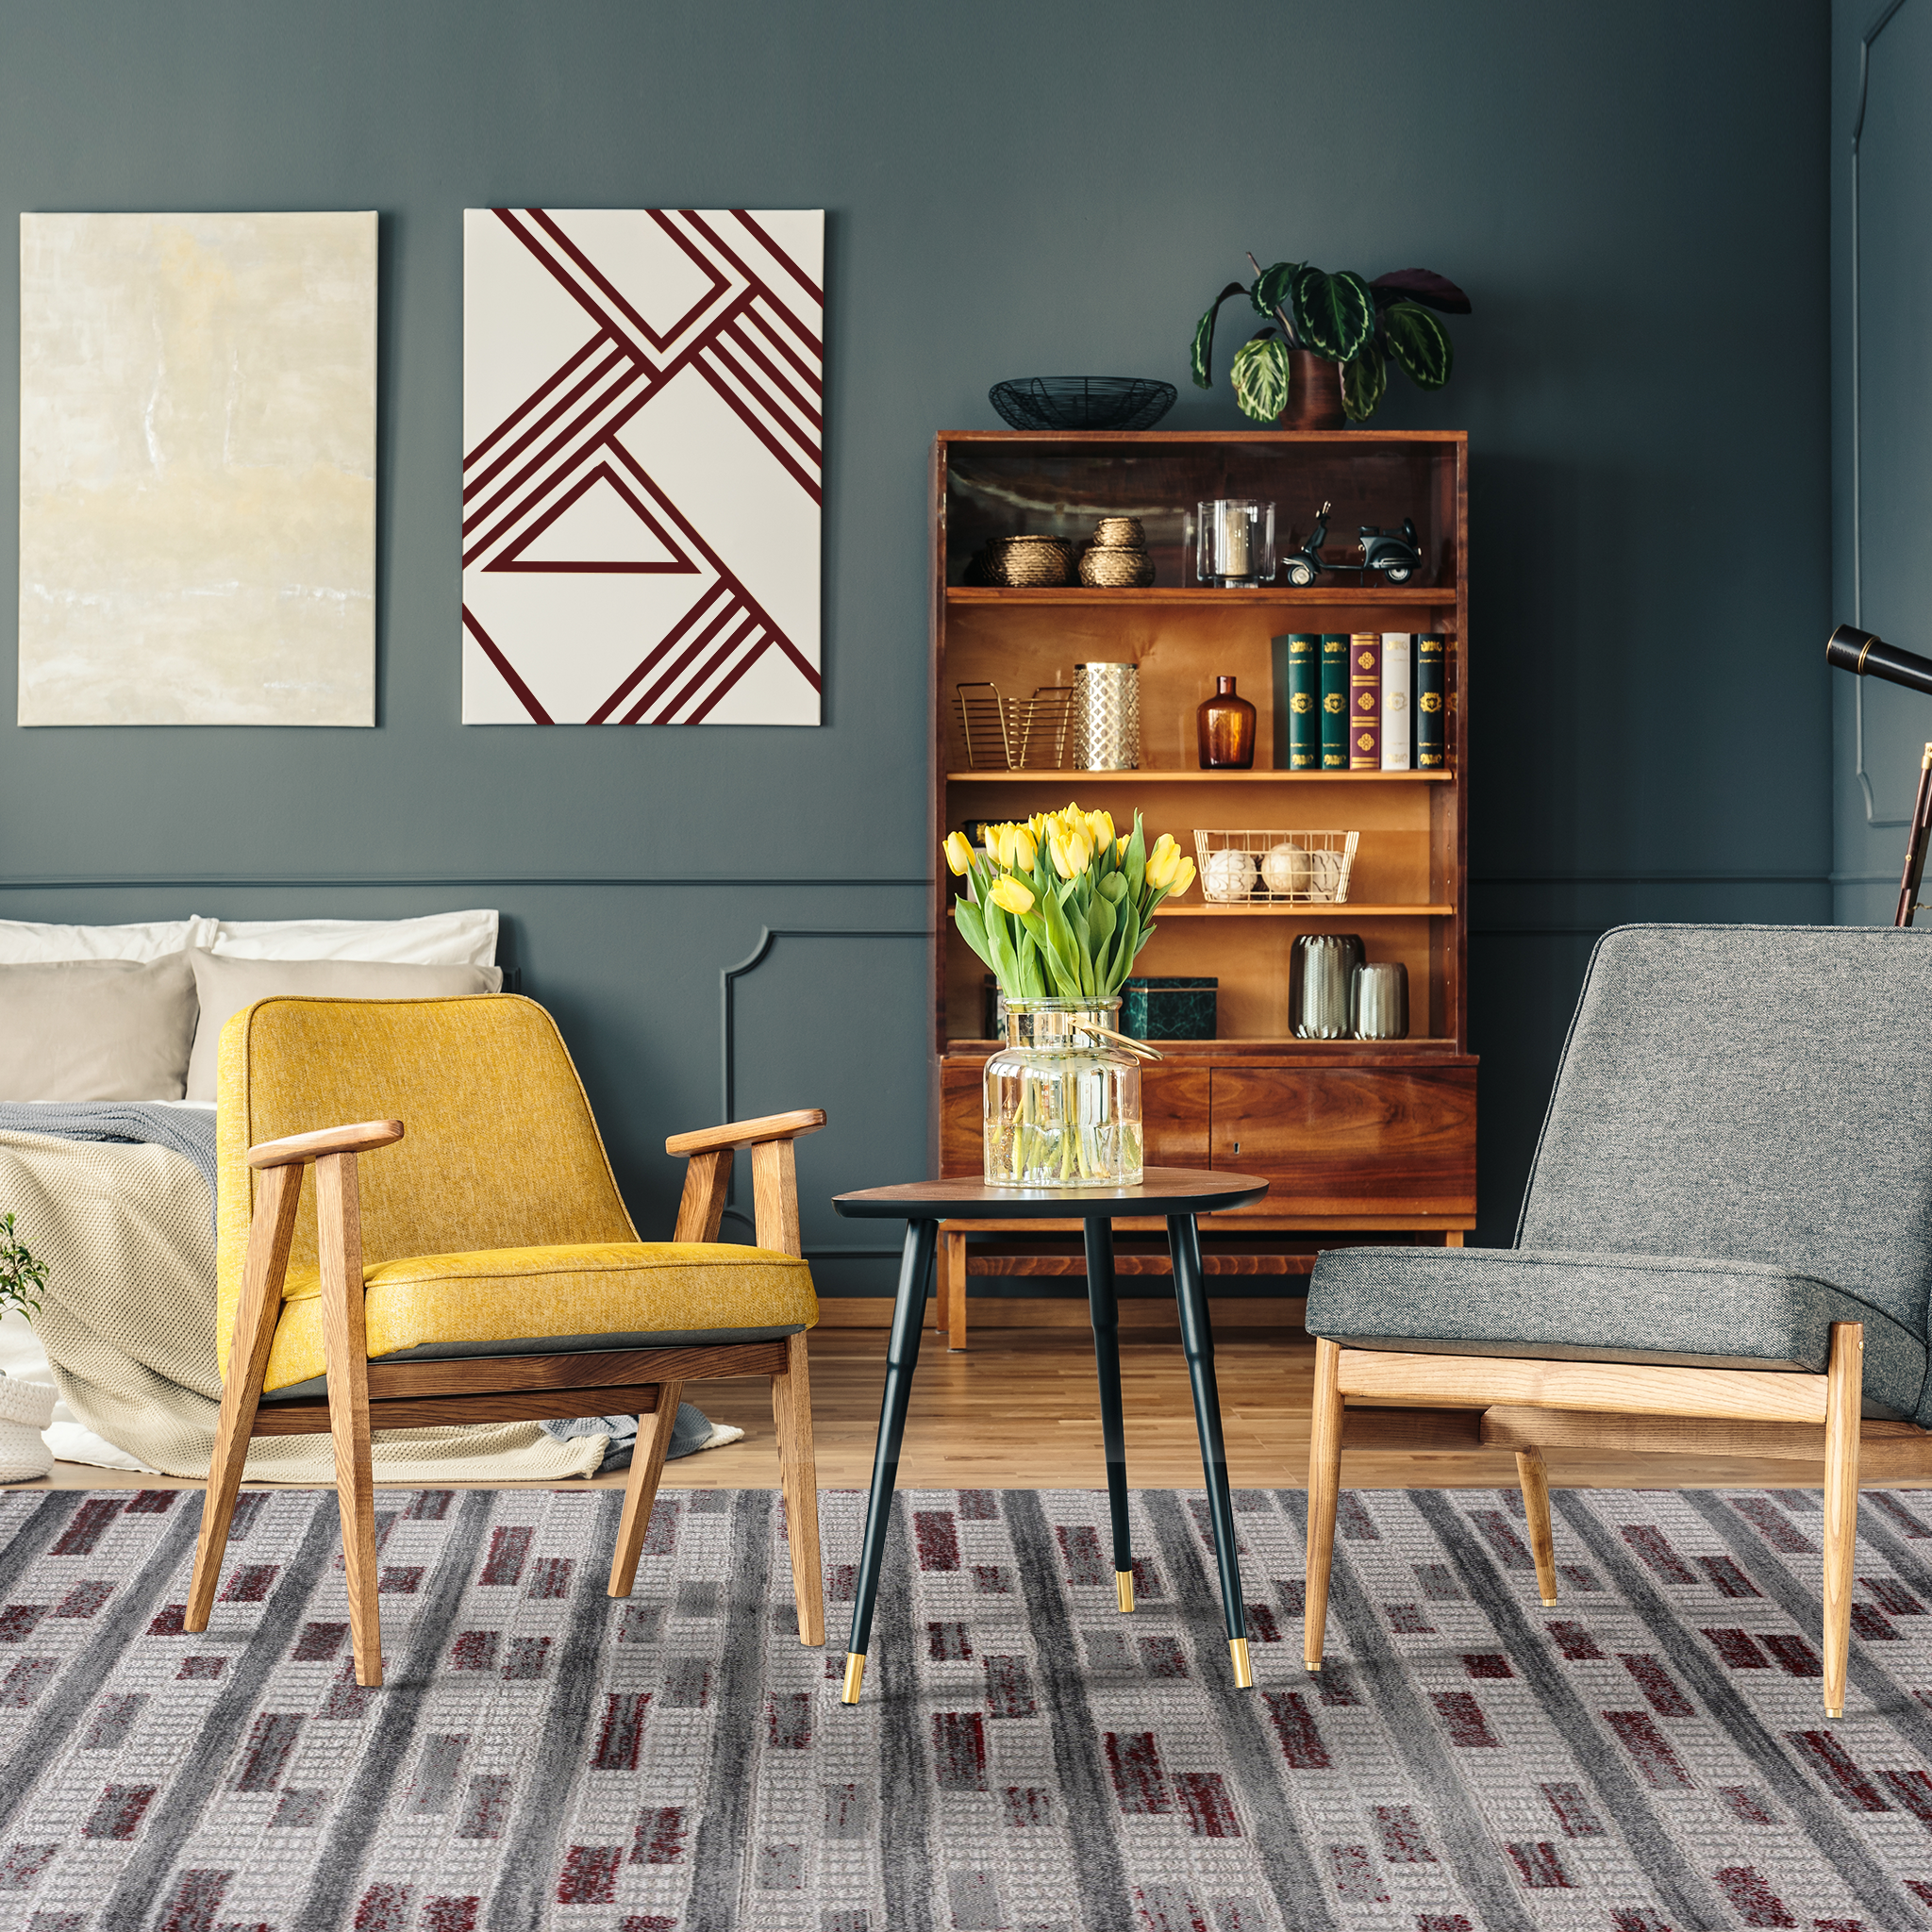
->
{"left": 1073, "top": 662, "right": 1141, "bottom": 771}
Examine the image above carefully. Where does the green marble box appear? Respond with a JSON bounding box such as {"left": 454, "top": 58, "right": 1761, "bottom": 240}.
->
{"left": 1122, "top": 976, "right": 1218, "bottom": 1041}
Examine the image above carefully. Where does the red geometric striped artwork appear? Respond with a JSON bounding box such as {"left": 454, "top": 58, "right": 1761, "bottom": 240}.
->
{"left": 461, "top": 208, "right": 824, "bottom": 724}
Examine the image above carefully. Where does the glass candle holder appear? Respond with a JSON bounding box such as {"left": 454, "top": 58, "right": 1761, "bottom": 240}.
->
{"left": 1195, "top": 499, "right": 1275, "bottom": 588}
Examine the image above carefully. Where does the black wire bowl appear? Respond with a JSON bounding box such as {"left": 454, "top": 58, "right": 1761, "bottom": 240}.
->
{"left": 989, "top": 376, "right": 1177, "bottom": 433}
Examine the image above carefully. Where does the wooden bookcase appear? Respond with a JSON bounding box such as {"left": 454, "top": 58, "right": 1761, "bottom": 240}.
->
{"left": 926, "top": 429, "right": 1474, "bottom": 1345}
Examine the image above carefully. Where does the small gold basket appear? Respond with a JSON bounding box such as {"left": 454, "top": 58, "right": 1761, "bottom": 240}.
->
{"left": 1192, "top": 828, "right": 1360, "bottom": 905}
{"left": 955, "top": 682, "right": 1075, "bottom": 770}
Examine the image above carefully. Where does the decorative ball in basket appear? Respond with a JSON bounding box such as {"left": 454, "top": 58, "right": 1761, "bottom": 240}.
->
{"left": 1194, "top": 829, "right": 1359, "bottom": 904}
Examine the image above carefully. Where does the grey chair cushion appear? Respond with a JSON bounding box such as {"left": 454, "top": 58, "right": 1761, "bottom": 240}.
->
{"left": 1304, "top": 1245, "right": 1928, "bottom": 1422}
{"left": 1516, "top": 924, "right": 1932, "bottom": 1346}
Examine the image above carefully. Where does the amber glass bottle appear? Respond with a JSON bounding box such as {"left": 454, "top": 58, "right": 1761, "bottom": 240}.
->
{"left": 1196, "top": 675, "right": 1257, "bottom": 768}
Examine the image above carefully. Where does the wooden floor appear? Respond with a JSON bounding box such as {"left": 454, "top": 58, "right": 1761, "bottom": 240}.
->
{"left": 19, "top": 1316, "right": 1924, "bottom": 1493}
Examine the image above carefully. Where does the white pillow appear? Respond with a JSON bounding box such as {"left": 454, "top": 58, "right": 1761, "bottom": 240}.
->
{"left": 207, "top": 908, "right": 498, "bottom": 967}
{"left": 0, "top": 916, "right": 219, "bottom": 963}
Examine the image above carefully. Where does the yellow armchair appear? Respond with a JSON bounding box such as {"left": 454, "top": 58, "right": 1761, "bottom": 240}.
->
{"left": 184, "top": 994, "right": 825, "bottom": 1687}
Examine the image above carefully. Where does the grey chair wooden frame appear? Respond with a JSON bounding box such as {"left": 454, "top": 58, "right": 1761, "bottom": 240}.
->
{"left": 1301, "top": 923, "right": 1932, "bottom": 1720}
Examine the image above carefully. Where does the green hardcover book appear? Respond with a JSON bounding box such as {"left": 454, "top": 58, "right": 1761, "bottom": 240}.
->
{"left": 1271, "top": 633, "right": 1321, "bottom": 769}
{"left": 1416, "top": 633, "right": 1447, "bottom": 768}
{"left": 1319, "top": 633, "right": 1350, "bottom": 770}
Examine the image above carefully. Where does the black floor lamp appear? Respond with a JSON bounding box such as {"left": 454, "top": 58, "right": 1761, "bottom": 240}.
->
{"left": 1826, "top": 623, "right": 1932, "bottom": 927}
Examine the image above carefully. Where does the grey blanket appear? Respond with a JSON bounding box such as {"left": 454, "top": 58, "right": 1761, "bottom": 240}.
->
{"left": 0, "top": 1104, "right": 217, "bottom": 1225}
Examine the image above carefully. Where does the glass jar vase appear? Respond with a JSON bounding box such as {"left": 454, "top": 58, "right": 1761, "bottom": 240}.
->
{"left": 983, "top": 997, "right": 1143, "bottom": 1188}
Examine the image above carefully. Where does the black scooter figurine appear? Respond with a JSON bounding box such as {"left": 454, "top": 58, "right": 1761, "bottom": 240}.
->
{"left": 1283, "top": 502, "right": 1423, "bottom": 587}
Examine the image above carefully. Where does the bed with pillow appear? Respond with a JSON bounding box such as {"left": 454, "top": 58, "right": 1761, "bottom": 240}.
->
{"left": 0, "top": 910, "right": 726, "bottom": 1481}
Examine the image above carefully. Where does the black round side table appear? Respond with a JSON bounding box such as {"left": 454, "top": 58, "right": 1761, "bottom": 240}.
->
{"left": 829, "top": 1168, "right": 1270, "bottom": 1703}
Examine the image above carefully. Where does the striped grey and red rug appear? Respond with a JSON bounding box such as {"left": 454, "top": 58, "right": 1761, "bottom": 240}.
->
{"left": 0, "top": 1484, "right": 1926, "bottom": 1929}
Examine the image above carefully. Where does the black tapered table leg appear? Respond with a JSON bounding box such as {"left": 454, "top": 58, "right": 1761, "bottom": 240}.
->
{"left": 1083, "top": 1215, "right": 1134, "bottom": 1612}
{"left": 1168, "top": 1211, "right": 1252, "bottom": 1687}
{"left": 842, "top": 1215, "right": 938, "bottom": 1703}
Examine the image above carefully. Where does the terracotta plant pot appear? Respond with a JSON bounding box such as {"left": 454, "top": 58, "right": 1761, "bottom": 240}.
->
{"left": 1277, "top": 349, "right": 1347, "bottom": 431}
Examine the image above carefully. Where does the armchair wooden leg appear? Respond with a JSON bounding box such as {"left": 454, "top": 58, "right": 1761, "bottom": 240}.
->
{"left": 1823, "top": 1322, "right": 1864, "bottom": 1718}
{"left": 316, "top": 1152, "right": 382, "bottom": 1688}
{"left": 608, "top": 1384, "right": 682, "bottom": 1599}
{"left": 187, "top": 1162, "right": 302, "bottom": 1633}
{"left": 773, "top": 1331, "right": 824, "bottom": 1644}
{"left": 1305, "top": 1337, "right": 1343, "bottom": 1674}
{"left": 1515, "top": 1446, "right": 1559, "bottom": 1607}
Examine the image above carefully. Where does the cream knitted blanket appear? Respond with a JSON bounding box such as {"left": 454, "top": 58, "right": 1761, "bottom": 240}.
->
{"left": 0, "top": 1129, "right": 605, "bottom": 1482}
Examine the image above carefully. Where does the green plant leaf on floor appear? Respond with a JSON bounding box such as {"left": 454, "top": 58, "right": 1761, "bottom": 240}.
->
{"left": 1231, "top": 333, "right": 1293, "bottom": 423}
{"left": 1383, "top": 301, "right": 1455, "bottom": 389}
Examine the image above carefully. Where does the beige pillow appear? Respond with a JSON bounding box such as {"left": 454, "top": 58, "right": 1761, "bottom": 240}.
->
{"left": 185, "top": 952, "right": 504, "bottom": 1102}
{"left": 0, "top": 954, "right": 199, "bottom": 1100}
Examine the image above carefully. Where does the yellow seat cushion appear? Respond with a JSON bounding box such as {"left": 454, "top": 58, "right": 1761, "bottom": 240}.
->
{"left": 263, "top": 1241, "right": 817, "bottom": 1392}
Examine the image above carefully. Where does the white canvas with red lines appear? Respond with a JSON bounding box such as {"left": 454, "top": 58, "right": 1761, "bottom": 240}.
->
{"left": 461, "top": 208, "right": 823, "bottom": 724}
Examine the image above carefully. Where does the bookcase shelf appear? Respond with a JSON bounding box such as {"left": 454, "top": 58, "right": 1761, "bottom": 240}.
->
{"left": 946, "top": 586, "right": 1453, "bottom": 608}
{"left": 947, "top": 768, "right": 1455, "bottom": 784}
{"left": 929, "top": 429, "right": 1474, "bottom": 1321}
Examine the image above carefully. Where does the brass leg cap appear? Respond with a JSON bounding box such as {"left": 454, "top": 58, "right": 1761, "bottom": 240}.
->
{"left": 1229, "top": 1637, "right": 1254, "bottom": 1690}
{"left": 1825, "top": 1706, "right": 1844, "bottom": 1720}
{"left": 1540, "top": 1595, "right": 1558, "bottom": 1607}
{"left": 1116, "top": 1570, "right": 1136, "bottom": 1615}
{"left": 841, "top": 1654, "right": 866, "bottom": 1705}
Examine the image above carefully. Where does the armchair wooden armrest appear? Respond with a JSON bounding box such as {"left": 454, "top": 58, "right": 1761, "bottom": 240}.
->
{"left": 666, "top": 1109, "right": 826, "bottom": 1257}
{"left": 663, "top": 1108, "right": 825, "bottom": 1157}
{"left": 246, "top": 1119, "right": 405, "bottom": 1169}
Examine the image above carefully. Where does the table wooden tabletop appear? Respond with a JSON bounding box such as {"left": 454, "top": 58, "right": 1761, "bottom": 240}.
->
{"left": 831, "top": 1167, "right": 1271, "bottom": 1220}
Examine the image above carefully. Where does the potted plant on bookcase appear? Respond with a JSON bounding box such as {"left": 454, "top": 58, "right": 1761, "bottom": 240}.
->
{"left": 0, "top": 1214, "right": 55, "bottom": 1482}
{"left": 1191, "top": 256, "right": 1470, "bottom": 429}
{"left": 943, "top": 808, "right": 1195, "bottom": 1189}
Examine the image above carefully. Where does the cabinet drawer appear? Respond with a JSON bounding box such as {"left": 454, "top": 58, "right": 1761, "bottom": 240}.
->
{"left": 939, "top": 1058, "right": 1210, "bottom": 1179}
{"left": 1208, "top": 1065, "right": 1476, "bottom": 1216}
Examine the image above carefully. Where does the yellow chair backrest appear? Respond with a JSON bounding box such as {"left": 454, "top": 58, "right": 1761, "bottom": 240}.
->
{"left": 215, "top": 995, "right": 638, "bottom": 1368}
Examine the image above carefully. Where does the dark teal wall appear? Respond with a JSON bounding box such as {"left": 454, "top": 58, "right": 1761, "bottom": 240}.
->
{"left": 1831, "top": 0, "right": 1932, "bottom": 923}
{"left": 0, "top": 0, "right": 1832, "bottom": 1268}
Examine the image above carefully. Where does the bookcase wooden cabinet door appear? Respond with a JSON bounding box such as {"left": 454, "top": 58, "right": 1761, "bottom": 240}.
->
{"left": 929, "top": 429, "right": 1474, "bottom": 1321}
{"left": 1205, "top": 1063, "right": 1477, "bottom": 1220}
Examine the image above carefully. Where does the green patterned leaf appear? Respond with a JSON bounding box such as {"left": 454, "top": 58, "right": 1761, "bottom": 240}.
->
{"left": 1191, "top": 281, "right": 1247, "bottom": 390}
{"left": 1287, "top": 265, "right": 1374, "bottom": 361}
{"left": 1383, "top": 301, "right": 1454, "bottom": 389}
{"left": 1251, "top": 259, "right": 1299, "bottom": 323}
{"left": 1231, "top": 333, "right": 1293, "bottom": 424}
{"left": 1341, "top": 342, "right": 1387, "bottom": 422}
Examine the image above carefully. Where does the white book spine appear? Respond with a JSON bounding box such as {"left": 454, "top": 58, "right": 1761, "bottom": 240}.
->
{"left": 1380, "top": 632, "right": 1412, "bottom": 770}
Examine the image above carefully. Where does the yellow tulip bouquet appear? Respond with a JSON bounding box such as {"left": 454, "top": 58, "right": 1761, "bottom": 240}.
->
{"left": 943, "top": 804, "right": 1197, "bottom": 1001}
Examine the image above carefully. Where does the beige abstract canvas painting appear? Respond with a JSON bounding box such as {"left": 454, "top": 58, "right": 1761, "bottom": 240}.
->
{"left": 18, "top": 211, "right": 376, "bottom": 726}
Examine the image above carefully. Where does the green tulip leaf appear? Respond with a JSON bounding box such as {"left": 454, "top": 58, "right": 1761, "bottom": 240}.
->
{"left": 1288, "top": 265, "right": 1374, "bottom": 362}
{"left": 1191, "top": 281, "right": 1248, "bottom": 390}
{"left": 1231, "top": 334, "right": 1293, "bottom": 424}
{"left": 954, "top": 897, "right": 989, "bottom": 967}
{"left": 1341, "top": 341, "right": 1388, "bottom": 423}
{"left": 1098, "top": 871, "right": 1126, "bottom": 903}
{"left": 1250, "top": 259, "right": 1299, "bottom": 324}
{"left": 1383, "top": 301, "right": 1454, "bottom": 389}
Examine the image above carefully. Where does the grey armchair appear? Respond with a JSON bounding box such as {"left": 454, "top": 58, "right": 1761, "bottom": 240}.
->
{"left": 1302, "top": 924, "right": 1932, "bottom": 1717}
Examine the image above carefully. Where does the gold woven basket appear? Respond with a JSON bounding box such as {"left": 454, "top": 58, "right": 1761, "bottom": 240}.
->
{"left": 1079, "top": 546, "right": 1156, "bottom": 588}
{"left": 977, "top": 535, "right": 1074, "bottom": 588}
{"left": 1091, "top": 516, "right": 1144, "bottom": 548}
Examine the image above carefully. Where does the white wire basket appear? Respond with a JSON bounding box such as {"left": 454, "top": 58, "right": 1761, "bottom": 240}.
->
{"left": 1192, "top": 829, "right": 1359, "bottom": 905}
